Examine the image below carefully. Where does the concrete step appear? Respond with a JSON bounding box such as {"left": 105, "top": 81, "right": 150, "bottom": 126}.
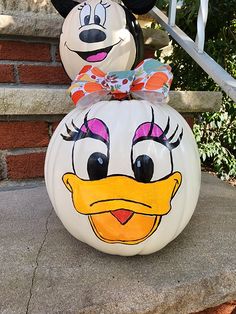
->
{"left": 1, "top": 2, "right": 169, "bottom": 51}
{"left": 0, "top": 86, "right": 222, "bottom": 115}
{"left": 0, "top": 172, "right": 235, "bottom": 313}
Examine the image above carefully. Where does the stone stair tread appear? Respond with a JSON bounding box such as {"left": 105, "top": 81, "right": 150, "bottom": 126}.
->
{"left": 0, "top": 172, "right": 235, "bottom": 313}
{"left": 0, "top": 86, "right": 222, "bottom": 115}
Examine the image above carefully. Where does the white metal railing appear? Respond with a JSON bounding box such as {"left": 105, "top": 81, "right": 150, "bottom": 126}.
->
{"left": 151, "top": 1, "right": 236, "bottom": 102}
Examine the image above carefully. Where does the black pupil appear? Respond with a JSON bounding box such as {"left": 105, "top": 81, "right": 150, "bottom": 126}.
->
{"left": 87, "top": 152, "right": 108, "bottom": 180}
{"left": 84, "top": 15, "right": 90, "bottom": 25}
{"left": 133, "top": 155, "right": 154, "bottom": 183}
{"left": 94, "top": 15, "right": 101, "bottom": 25}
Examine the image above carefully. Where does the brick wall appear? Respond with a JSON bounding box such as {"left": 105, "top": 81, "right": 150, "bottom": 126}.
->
{"left": 0, "top": 37, "right": 68, "bottom": 181}
{"left": 0, "top": 120, "right": 61, "bottom": 180}
{"left": 0, "top": 39, "right": 70, "bottom": 85}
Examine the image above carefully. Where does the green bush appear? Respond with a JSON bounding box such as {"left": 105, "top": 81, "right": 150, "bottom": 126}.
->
{"left": 194, "top": 97, "right": 236, "bottom": 180}
{"left": 156, "top": 0, "right": 236, "bottom": 180}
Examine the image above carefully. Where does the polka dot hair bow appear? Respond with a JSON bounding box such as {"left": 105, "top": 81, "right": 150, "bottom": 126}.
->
{"left": 68, "top": 59, "right": 173, "bottom": 108}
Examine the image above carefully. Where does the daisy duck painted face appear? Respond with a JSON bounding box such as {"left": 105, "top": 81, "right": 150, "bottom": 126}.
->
{"left": 61, "top": 105, "right": 183, "bottom": 245}
{"left": 51, "top": 0, "right": 156, "bottom": 79}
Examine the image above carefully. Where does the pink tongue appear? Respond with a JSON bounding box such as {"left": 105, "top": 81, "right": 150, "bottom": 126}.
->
{"left": 87, "top": 52, "right": 107, "bottom": 62}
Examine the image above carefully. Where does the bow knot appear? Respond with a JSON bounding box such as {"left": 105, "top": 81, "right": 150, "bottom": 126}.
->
{"left": 68, "top": 59, "right": 173, "bottom": 107}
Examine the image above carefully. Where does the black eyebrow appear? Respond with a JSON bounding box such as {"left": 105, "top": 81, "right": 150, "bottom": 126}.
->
{"left": 99, "top": 0, "right": 111, "bottom": 8}
{"left": 78, "top": 2, "right": 88, "bottom": 10}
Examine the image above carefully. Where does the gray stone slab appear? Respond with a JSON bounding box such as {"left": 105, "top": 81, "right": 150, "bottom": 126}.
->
{"left": 143, "top": 28, "right": 170, "bottom": 50}
{"left": 0, "top": 0, "right": 62, "bottom": 37}
{"left": 0, "top": 0, "right": 56, "bottom": 14}
{"left": 0, "top": 87, "right": 222, "bottom": 115}
{"left": 0, "top": 181, "right": 52, "bottom": 314}
{"left": 0, "top": 13, "right": 63, "bottom": 38}
{"left": 0, "top": 173, "right": 235, "bottom": 314}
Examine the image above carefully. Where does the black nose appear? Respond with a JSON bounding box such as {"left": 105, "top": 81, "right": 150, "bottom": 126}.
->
{"left": 79, "top": 29, "right": 106, "bottom": 43}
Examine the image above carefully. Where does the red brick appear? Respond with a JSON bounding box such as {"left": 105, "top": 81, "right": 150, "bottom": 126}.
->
{"left": 7, "top": 152, "right": 45, "bottom": 180}
{"left": 18, "top": 64, "right": 71, "bottom": 85}
{"left": 182, "top": 114, "right": 194, "bottom": 129}
{"left": 192, "top": 301, "right": 236, "bottom": 314}
{"left": 0, "top": 64, "right": 15, "bottom": 83}
{"left": 0, "top": 121, "right": 49, "bottom": 150}
{"left": 51, "top": 121, "right": 61, "bottom": 134}
{"left": 0, "top": 40, "right": 51, "bottom": 62}
{"left": 144, "top": 47, "right": 155, "bottom": 59}
{"left": 185, "top": 116, "right": 194, "bottom": 129}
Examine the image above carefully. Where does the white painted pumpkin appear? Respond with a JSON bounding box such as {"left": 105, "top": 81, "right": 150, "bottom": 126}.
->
{"left": 45, "top": 100, "right": 201, "bottom": 256}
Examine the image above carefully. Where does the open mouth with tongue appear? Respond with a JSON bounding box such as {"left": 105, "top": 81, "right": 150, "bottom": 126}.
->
{"left": 65, "top": 40, "right": 121, "bottom": 63}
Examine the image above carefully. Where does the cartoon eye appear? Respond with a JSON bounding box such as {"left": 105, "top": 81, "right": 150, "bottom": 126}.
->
{"left": 132, "top": 155, "right": 154, "bottom": 183}
{"left": 94, "top": 3, "right": 106, "bottom": 26}
{"left": 80, "top": 4, "right": 91, "bottom": 27}
{"left": 132, "top": 141, "right": 172, "bottom": 182}
{"left": 71, "top": 135, "right": 108, "bottom": 180}
{"left": 87, "top": 152, "right": 109, "bottom": 180}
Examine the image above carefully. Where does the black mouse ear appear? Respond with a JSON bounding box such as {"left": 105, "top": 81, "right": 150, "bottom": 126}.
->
{"left": 122, "top": 0, "right": 156, "bottom": 14}
{"left": 51, "top": 0, "right": 79, "bottom": 18}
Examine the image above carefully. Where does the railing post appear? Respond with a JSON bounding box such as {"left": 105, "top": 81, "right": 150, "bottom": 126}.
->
{"left": 168, "top": 0, "right": 177, "bottom": 26}
{"left": 195, "top": 0, "right": 209, "bottom": 53}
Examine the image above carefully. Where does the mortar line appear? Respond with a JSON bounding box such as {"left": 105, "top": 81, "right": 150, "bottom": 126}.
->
{"left": 50, "top": 44, "right": 57, "bottom": 65}
{"left": 25, "top": 208, "right": 53, "bottom": 314}
{"left": 0, "top": 60, "right": 62, "bottom": 66}
{"left": 13, "top": 64, "right": 20, "bottom": 84}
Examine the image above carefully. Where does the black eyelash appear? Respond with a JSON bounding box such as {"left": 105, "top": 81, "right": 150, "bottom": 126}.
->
{"left": 166, "top": 125, "right": 183, "bottom": 150}
{"left": 132, "top": 108, "right": 183, "bottom": 151}
{"left": 61, "top": 114, "right": 109, "bottom": 147}
{"left": 61, "top": 121, "right": 84, "bottom": 141}
{"left": 150, "top": 107, "right": 183, "bottom": 150}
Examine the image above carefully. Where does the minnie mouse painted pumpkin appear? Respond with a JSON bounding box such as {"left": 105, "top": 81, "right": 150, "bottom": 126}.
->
{"left": 45, "top": 60, "right": 201, "bottom": 255}
{"left": 51, "top": 0, "right": 156, "bottom": 79}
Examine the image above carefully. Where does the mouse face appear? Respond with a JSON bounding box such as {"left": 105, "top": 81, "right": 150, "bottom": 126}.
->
{"left": 51, "top": 0, "right": 157, "bottom": 80}
{"left": 60, "top": 0, "right": 142, "bottom": 79}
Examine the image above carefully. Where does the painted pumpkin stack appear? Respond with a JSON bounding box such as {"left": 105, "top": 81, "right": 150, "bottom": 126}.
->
{"left": 45, "top": 0, "right": 201, "bottom": 256}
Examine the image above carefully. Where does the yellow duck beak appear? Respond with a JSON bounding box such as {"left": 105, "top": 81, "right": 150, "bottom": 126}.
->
{"left": 63, "top": 172, "right": 182, "bottom": 244}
